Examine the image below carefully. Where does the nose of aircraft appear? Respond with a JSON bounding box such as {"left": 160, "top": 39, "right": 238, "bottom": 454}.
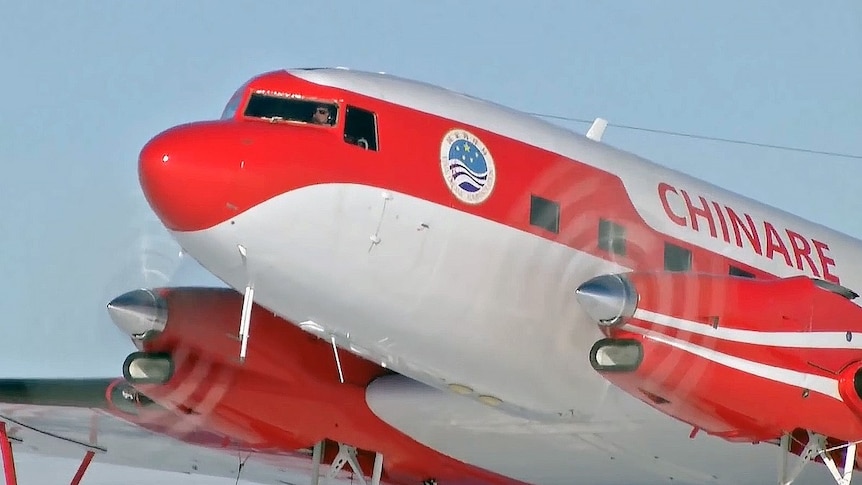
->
{"left": 138, "top": 123, "right": 236, "bottom": 232}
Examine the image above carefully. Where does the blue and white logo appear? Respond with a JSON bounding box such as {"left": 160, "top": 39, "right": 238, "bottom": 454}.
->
{"left": 440, "top": 129, "right": 496, "bottom": 204}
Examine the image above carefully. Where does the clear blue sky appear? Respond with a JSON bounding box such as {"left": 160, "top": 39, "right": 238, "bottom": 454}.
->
{"left": 0, "top": 1, "right": 859, "bottom": 483}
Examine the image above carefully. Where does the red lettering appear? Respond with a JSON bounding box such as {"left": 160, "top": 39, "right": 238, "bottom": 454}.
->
{"left": 764, "top": 222, "right": 792, "bottom": 266}
{"left": 813, "top": 240, "right": 839, "bottom": 283}
{"left": 726, "top": 207, "right": 762, "bottom": 255}
{"left": 680, "top": 190, "right": 717, "bottom": 238}
{"left": 786, "top": 230, "right": 820, "bottom": 277}
{"left": 712, "top": 201, "right": 730, "bottom": 243}
{"left": 658, "top": 183, "right": 687, "bottom": 227}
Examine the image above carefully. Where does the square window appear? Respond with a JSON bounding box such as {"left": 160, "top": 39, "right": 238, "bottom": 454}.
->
{"left": 664, "top": 243, "right": 691, "bottom": 272}
{"left": 598, "top": 219, "right": 626, "bottom": 256}
{"left": 530, "top": 195, "right": 560, "bottom": 234}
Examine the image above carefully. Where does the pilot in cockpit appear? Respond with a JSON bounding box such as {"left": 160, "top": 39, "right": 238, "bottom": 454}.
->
{"left": 311, "top": 104, "right": 332, "bottom": 125}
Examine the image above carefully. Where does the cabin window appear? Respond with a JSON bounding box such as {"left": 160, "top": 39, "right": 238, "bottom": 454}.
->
{"left": 344, "top": 106, "right": 378, "bottom": 150}
{"left": 529, "top": 195, "right": 560, "bottom": 234}
{"left": 664, "top": 243, "right": 691, "bottom": 272}
{"left": 243, "top": 93, "right": 337, "bottom": 126}
{"left": 729, "top": 265, "right": 755, "bottom": 278}
{"left": 598, "top": 219, "right": 626, "bottom": 256}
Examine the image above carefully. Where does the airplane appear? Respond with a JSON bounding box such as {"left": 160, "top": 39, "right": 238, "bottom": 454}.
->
{"left": 1, "top": 66, "right": 860, "bottom": 485}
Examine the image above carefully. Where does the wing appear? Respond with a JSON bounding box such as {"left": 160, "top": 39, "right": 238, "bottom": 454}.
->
{"left": 0, "top": 378, "right": 364, "bottom": 485}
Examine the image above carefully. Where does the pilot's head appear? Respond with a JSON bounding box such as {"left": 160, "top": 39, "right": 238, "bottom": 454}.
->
{"left": 312, "top": 105, "right": 331, "bottom": 125}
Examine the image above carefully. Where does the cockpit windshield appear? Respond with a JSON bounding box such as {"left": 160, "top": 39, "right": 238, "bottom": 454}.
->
{"left": 220, "top": 82, "right": 249, "bottom": 120}
{"left": 243, "top": 92, "right": 338, "bottom": 126}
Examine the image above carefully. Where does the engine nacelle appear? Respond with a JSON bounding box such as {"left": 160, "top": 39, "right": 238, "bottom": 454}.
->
{"left": 838, "top": 360, "right": 862, "bottom": 419}
{"left": 109, "top": 287, "right": 515, "bottom": 485}
{"left": 579, "top": 272, "right": 862, "bottom": 443}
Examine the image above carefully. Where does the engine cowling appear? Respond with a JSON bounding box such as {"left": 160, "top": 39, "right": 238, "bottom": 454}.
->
{"left": 838, "top": 360, "right": 862, "bottom": 419}
{"left": 578, "top": 272, "right": 862, "bottom": 443}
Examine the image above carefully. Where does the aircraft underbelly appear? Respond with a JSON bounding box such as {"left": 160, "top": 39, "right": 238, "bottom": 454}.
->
{"left": 365, "top": 374, "right": 825, "bottom": 485}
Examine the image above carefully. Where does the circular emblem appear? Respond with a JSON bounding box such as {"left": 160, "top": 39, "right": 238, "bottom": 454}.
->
{"left": 440, "top": 129, "right": 496, "bottom": 205}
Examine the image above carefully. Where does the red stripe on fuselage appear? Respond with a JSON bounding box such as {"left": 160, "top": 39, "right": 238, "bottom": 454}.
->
{"left": 140, "top": 71, "right": 768, "bottom": 283}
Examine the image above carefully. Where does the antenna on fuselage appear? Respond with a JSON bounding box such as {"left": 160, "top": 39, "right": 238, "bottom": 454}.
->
{"left": 586, "top": 117, "right": 608, "bottom": 142}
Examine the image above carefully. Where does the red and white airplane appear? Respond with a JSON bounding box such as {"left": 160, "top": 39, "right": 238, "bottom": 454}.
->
{"left": 2, "top": 67, "right": 860, "bottom": 485}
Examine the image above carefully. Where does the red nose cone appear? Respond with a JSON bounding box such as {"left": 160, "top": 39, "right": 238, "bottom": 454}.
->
{"left": 138, "top": 123, "right": 237, "bottom": 232}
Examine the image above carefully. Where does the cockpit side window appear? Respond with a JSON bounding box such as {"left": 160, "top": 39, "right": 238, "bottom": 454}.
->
{"left": 220, "top": 85, "right": 248, "bottom": 120}
{"left": 243, "top": 93, "right": 338, "bottom": 126}
{"left": 343, "top": 106, "right": 378, "bottom": 151}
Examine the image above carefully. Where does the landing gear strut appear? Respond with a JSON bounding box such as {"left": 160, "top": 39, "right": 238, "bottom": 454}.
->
{"left": 0, "top": 422, "right": 17, "bottom": 485}
{"left": 779, "top": 431, "right": 858, "bottom": 485}
{"left": 0, "top": 421, "right": 97, "bottom": 485}
{"left": 309, "top": 440, "right": 383, "bottom": 485}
